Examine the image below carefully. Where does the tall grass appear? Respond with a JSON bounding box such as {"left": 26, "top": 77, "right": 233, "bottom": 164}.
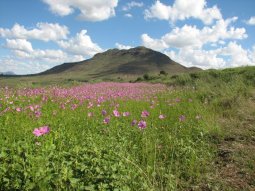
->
{"left": 0, "top": 66, "right": 254, "bottom": 190}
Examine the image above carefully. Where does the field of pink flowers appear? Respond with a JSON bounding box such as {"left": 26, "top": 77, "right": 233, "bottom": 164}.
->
{"left": 0, "top": 82, "right": 213, "bottom": 190}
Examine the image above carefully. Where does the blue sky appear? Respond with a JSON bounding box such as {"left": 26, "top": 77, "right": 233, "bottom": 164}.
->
{"left": 0, "top": 0, "right": 255, "bottom": 74}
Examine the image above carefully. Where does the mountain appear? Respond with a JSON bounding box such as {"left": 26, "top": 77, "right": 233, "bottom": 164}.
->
{"left": 39, "top": 46, "right": 201, "bottom": 80}
{"left": 0, "top": 71, "right": 16, "bottom": 76}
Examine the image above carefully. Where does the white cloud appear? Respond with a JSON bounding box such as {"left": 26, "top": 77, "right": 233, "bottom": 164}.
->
{"left": 5, "top": 39, "right": 33, "bottom": 53}
{"left": 144, "top": 0, "right": 222, "bottom": 25}
{"left": 245, "top": 16, "right": 255, "bottom": 25}
{"left": 57, "top": 30, "right": 103, "bottom": 57}
{"left": 251, "top": 46, "right": 255, "bottom": 63}
{"left": 122, "top": 1, "right": 144, "bottom": 11}
{"left": 115, "top": 43, "right": 133, "bottom": 49}
{"left": 4, "top": 38, "right": 84, "bottom": 64}
{"left": 124, "top": 13, "right": 133, "bottom": 18}
{"left": 1, "top": 47, "right": 84, "bottom": 75}
{"left": 0, "top": 58, "right": 50, "bottom": 75}
{"left": 0, "top": 23, "right": 104, "bottom": 74}
{"left": 162, "top": 25, "right": 201, "bottom": 48}
{"left": 164, "top": 41, "right": 255, "bottom": 69}
{"left": 219, "top": 41, "right": 253, "bottom": 67}
{"left": 42, "top": 0, "right": 118, "bottom": 21}
{"left": 165, "top": 48, "right": 226, "bottom": 69}
{"left": 141, "top": 13, "right": 253, "bottom": 69}
{"left": 142, "top": 17, "right": 247, "bottom": 50}
{"left": 141, "top": 34, "right": 168, "bottom": 51}
{"left": 0, "top": 23, "right": 69, "bottom": 42}
{"left": 1, "top": 36, "right": 86, "bottom": 74}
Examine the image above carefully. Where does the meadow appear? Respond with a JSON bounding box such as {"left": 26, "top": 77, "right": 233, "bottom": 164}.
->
{"left": 0, "top": 66, "right": 255, "bottom": 190}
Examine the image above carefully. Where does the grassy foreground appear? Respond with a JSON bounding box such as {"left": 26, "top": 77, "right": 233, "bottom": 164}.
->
{"left": 0, "top": 66, "right": 255, "bottom": 190}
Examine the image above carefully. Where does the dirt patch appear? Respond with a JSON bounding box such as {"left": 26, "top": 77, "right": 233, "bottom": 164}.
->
{"left": 212, "top": 93, "right": 255, "bottom": 191}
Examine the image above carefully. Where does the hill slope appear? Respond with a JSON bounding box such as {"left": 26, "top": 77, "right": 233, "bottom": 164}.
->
{"left": 40, "top": 46, "right": 200, "bottom": 79}
{"left": 0, "top": 46, "right": 202, "bottom": 86}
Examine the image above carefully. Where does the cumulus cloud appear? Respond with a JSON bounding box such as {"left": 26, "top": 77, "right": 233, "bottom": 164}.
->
{"left": 57, "top": 30, "right": 103, "bottom": 57}
{"left": 142, "top": 14, "right": 253, "bottom": 69}
{"left": 4, "top": 38, "right": 84, "bottom": 63}
{"left": 42, "top": 0, "right": 118, "bottom": 21}
{"left": 145, "top": 0, "right": 222, "bottom": 25}
{"left": 124, "top": 13, "right": 133, "bottom": 18}
{"left": 0, "top": 22, "right": 104, "bottom": 74}
{"left": 141, "top": 34, "right": 168, "bottom": 51}
{"left": 5, "top": 39, "right": 33, "bottom": 53}
{"left": 0, "top": 23, "right": 69, "bottom": 42}
{"left": 165, "top": 48, "right": 226, "bottom": 69}
{"left": 164, "top": 41, "right": 255, "bottom": 69}
{"left": 219, "top": 41, "right": 253, "bottom": 67}
{"left": 245, "top": 16, "right": 255, "bottom": 25}
{"left": 0, "top": 58, "right": 50, "bottom": 75}
{"left": 115, "top": 43, "right": 133, "bottom": 49}
{"left": 122, "top": 1, "right": 144, "bottom": 11}
{"left": 142, "top": 17, "right": 247, "bottom": 50}
{"left": 0, "top": 47, "right": 83, "bottom": 74}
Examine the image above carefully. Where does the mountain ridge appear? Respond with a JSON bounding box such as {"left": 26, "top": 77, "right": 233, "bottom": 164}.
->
{"left": 40, "top": 46, "right": 201, "bottom": 78}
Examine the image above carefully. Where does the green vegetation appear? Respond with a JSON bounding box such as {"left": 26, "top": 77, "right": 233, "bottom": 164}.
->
{"left": 0, "top": 66, "right": 254, "bottom": 190}
{"left": 138, "top": 66, "right": 255, "bottom": 190}
{"left": 0, "top": 46, "right": 200, "bottom": 87}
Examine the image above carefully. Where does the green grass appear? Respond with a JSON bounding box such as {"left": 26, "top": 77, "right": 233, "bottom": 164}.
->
{"left": 0, "top": 90, "right": 215, "bottom": 190}
{"left": 0, "top": 66, "right": 255, "bottom": 190}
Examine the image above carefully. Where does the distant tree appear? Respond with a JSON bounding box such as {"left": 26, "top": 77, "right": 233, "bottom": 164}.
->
{"left": 143, "top": 73, "right": 150, "bottom": 80}
{"left": 136, "top": 77, "right": 142, "bottom": 82}
{"left": 160, "top": 70, "right": 168, "bottom": 75}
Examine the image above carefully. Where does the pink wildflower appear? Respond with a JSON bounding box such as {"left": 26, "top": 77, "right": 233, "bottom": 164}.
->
{"left": 138, "top": 120, "right": 147, "bottom": 129}
{"left": 179, "top": 115, "right": 186, "bottom": 122}
{"left": 33, "top": 126, "right": 50, "bottom": 137}
{"left": 34, "top": 110, "right": 41, "bottom": 118}
{"left": 102, "top": 110, "right": 107, "bottom": 116}
{"left": 141, "top": 110, "right": 150, "bottom": 118}
{"left": 16, "top": 107, "right": 21, "bottom": 112}
{"left": 123, "top": 112, "right": 130, "bottom": 117}
{"left": 71, "top": 104, "right": 78, "bottom": 110}
{"left": 29, "top": 105, "right": 34, "bottom": 111}
{"left": 88, "top": 112, "right": 93, "bottom": 117}
{"left": 113, "top": 109, "right": 120, "bottom": 117}
{"left": 159, "top": 114, "right": 165, "bottom": 119}
{"left": 60, "top": 104, "right": 65, "bottom": 109}
{"left": 131, "top": 119, "right": 137, "bottom": 126}
{"left": 103, "top": 117, "right": 110, "bottom": 124}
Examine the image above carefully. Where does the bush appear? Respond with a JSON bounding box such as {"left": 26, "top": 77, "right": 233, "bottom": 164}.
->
{"left": 143, "top": 73, "right": 150, "bottom": 80}
{"left": 160, "top": 70, "right": 168, "bottom": 75}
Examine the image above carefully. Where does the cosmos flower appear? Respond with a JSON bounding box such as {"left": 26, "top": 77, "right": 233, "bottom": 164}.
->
{"left": 138, "top": 120, "right": 147, "bottom": 129}
{"left": 179, "top": 115, "right": 186, "bottom": 122}
{"left": 33, "top": 126, "right": 50, "bottom": 137}
{"left": 16, "top": 107, "right": 21, "bottom": 112}
{"left": 123, "top": 112, "right": 130, "bottom": 117}
{"left": 159, "top": 114, "right": 165, "bottom": 119}
{"left": 34, "top": 110, "right": 41, "bottom": 118}
{"left": 141, "top": 110, "right": 149, "bottom": 118}
{"left": 103, "top": 117, "right": 110, "bottom": 124}
{"left": 131, "top": 119, "right": 137, "bottom": 126}
{"left": 113, "top": 109, "right": 120, "bottom": 117}
{"left": 102, "top": 110, "right": 107, "bottom": 116}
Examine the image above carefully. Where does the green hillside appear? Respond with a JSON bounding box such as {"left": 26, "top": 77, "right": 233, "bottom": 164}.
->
{"left": 0, "top": 46, "right": 201, "bottom": 86}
